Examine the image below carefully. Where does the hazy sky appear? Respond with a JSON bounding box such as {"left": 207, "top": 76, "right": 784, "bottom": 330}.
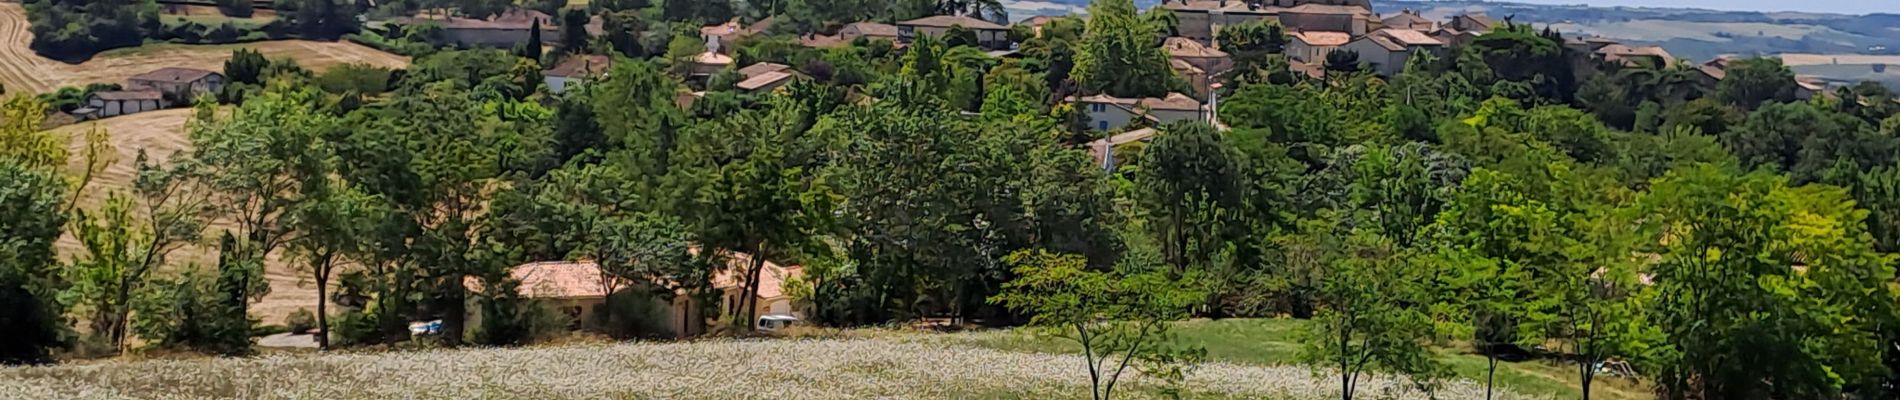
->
{"left": 1502, "top": 0, "right": 1900, "bottom": 15}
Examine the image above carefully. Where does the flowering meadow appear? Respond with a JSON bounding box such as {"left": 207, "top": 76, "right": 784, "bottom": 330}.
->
{"left": 0, "top": 336, "right": 1537, "bottom": 400}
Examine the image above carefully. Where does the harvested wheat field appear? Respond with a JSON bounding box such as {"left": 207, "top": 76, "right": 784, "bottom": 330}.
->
{"left": 0, "top": 337, "right": 1534, "bottom": 400}
{"left": 0, "top": 3, "right": 408, "bottom": 95}
{"left": 50, "top": 109, "right": 316, "bottom": 326}
{"left": 1775, "top": 53, "right": 1900, "bottom": 66}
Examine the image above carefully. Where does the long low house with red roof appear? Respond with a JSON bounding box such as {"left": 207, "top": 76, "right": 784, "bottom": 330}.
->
{"left": 390, "top": 8, "right": 572, "bottom": 48}
{"left": 78, "top": 66, "right": 223, "bottom": 119}
{"left": 898, "top": 15, "right": 1010, "bottom": 49}
{"left": 1340, "top": 28, "right": 1446, "bottom": 76}
{"left": 1071, "top": 92, "right": 1210, "bottom": 132}
{"left": 465, "top": 253, "right": 806, "bottom": 337}
{"left": 1288, "top": 30, "right": 1353, "bottom": 64}
{"left": 543, "top": 54, "right": 612, "bottom": 94}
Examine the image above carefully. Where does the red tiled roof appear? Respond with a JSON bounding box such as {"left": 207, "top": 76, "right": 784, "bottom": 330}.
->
{"left": 1069, "top": 92, "right": 1203, "bottom": 111}
{"left": 693, "top": 52, "right": 734, "bottom": 65}
{"left": 799, "top": 34, "right": 847, "bottom": 48}
{"left": 543, "top": 54, "right": 611, "bottom": 78}
{"left": 392, "top": 7, "right": 556, "bottom": 30}
{"left": 1597, "top": 44, "right": 1676, "bottom": 65}
{"left": 900, "top": 15, "right": 1007, "bottom": 30}
{"left": 710, "top": 252, "right": 802, "bottom": 299}
{"left": 737, "top": 62, "right": 792, "bottom": 78}
{"left": 701, "top": 19, "right": 743, "bottom": 37}
{"left": 467, "top": 260, "right": 622, "bottom": 299}
{"left": 843, "top": 22, "right": 899, "bottom": 37}
{"left": 1165, "top": 37, "right": 1229, "bottom": 58}
{"left": 1285, "top": 4, "right": 1373, "bottom": 16}
{"left": 1162, "top": 0, "right": 1286, "bottom": 14}
{"left": 1291, "top": 31, "right": 1351, "bottom": 47}
{"left": 1170, "top": 58, "right": 1205, "bottom": 75}
{"left": 1021, "top": 15, "right": 1060, "bottom": 27}
{"left": 1696, "top": 64, "right": 1726, "bottom": 81}
{"left": 1360, "top": 35, "right": 1404, "bottom": 52}
{"left": 1376, "top": 29, "right": 1443, "bottom": 46}
{"left": 1383, "top": 10, "right": 1433, "bottom": 30}
{"left": 90, "top": 90, "right": 162, "bottom": 101}
{"left": 736, "top": 71, "right": 796, "bottom": 91}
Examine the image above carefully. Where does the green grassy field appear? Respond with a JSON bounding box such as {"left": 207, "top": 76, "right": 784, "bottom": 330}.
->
{"left": 954, "top": 319, "right": 1651, "bottom": 400}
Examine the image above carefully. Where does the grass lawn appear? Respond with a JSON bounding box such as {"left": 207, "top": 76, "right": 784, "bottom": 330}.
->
{"left": 954, "top": 318, "right": 1652, "bottom": 400}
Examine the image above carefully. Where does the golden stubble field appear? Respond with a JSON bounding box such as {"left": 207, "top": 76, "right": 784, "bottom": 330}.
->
{"left": 50, "top": 109, "right": 318, "bottom": 327}
{"left": 0, "top": 2, "right": 413, "bottom": 325}
{"left": 0, "top": 3, "right": 407, "bottom": 95}
{"left": 1776, "top": 53, "right": 1900, "bottom": 66}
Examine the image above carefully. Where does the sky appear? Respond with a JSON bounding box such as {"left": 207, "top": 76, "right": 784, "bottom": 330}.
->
{"left": 1500, "top": 0, "right": 1900, "bottom": 15}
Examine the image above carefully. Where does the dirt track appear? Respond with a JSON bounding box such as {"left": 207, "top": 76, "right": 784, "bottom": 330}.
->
{"left": 0, "top": 3, "right": 408, "bottom": 94}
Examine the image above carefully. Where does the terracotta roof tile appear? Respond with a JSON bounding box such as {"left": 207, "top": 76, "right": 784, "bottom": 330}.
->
{"left": 1361, "top": 35, "right": 1404, "bottom": 52}
{"left": 1291, "top": 31, "right": 1351, "bottom": 46}
{"left": 709, "top": 252, "right": 802, "bottom": 299}
{"left": 543, "top": 54, "right": 611, "bottom": 78}
{"left": 1285, "top": 4, "right": 1373, "bottom": 16}
{"left": 843, "top": 22, "right": 899, "bottom": 37}
{"left": 1383, "top": 11, "right": 1434, "bottom": 30}
{"left": 900, "top": 15, "right": 1006, "bottom": 30}
{"left": 1376, "top": 29, "right": 1442, "bottom": 46}
{"left": 90, "top": 90, "right": 162, "bottom": 101}
{"left": 1164, "top": 37, "right": 1229, "bottom": 58}
{"left": 737, "top": 62, "right": 791, "bottom": 78}
{"left": 693, "top": 51, "right": 734, "bottom": 65}
{"left": 1069, "top": 92, "right": 1203, "bottom": 111}
{"left": 1162, "top": 0, "right": 1286, "bottom": 14}
{"left": 467, "top": 260, "right": 621, "bottom": 299}
{"left": 736, "top": 71, "right": 795, "bottom": 91}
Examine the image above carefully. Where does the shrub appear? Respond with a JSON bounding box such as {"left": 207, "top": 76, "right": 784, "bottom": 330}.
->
{"left": 285, "top": 309, "right": 316, "bottom": 334}
{"left": 315, "top": 64, "right": 393, "bottom": 95}
{"left": 130, "top": 269, "right": 254, "bottom": 355}
{"left": 469, "top": 275, "right": 573, "bottom": 346}
{"left": 595, "top": 289, "right": 673, "bottom": 338}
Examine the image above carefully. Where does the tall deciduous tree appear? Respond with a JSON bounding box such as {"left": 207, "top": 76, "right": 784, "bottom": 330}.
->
{"left": 1715, "top": 57, "right": 1797, "bottom": 110}
{"left": 1070, "top": 0, "right": 1176, "bottom": 98}
{"left": 66, "top": 152, "right": 209, "bottom": 354}
{"left": 1642, "top": 165, "right": 1895, "bottom": 399}
{"left": 990, "top": 250, "right": 1204, "bottom": 400}
{"left": 676, "top": 98, "right": 824, "bottom": 331}
{"left": 1299, "top": 226, "right": 1440, "bottom": 400}
{"left": 1136, "top": 122, "right": 1241, "bottom": 275}
{"left": 287, "top": 181, "right": 381, "bottom": 350}
{"left": 184, "top": 85, "right": 337, "bottom": 347}
{"left": 0, "top": 158, "right": 69, "bottom": 365}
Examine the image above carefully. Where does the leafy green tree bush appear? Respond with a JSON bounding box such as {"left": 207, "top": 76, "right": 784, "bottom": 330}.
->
{"left": 990, "top": 250, "right": 1204, "bottom": 400}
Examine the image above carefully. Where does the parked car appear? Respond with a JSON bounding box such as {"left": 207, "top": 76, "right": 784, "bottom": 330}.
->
{"left": 409, "top": 320, "right": 442, "bottom": 336}
{"left": 758, "top": 315, "right": 800, "bottom": 332}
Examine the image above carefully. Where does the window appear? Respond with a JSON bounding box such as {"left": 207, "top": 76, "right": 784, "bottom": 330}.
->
{"left": 1091, "top": 103, "right": 1105, "bottom": 113}
{"left": 1097, "top": 121, "right": 1109, "bottom": 131}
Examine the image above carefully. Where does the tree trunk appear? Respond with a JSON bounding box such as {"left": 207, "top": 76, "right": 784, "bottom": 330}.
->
{"left": 1580, "top": 361, "right": 1594, "bottom": 400}
{"left": 440, "top": 276, "right": 466, "bottom": 346}
{"left": 315, "top": 259, "right": 331, "bottom": 350}
{"left": 742, "top": 246, "right": 767, "bottom": 333}
{"left": 112, "top": 276, "right": 133, "bottom": 355}
{"left": 1486, "top": 353, "right": 1498, "bottom": 400}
